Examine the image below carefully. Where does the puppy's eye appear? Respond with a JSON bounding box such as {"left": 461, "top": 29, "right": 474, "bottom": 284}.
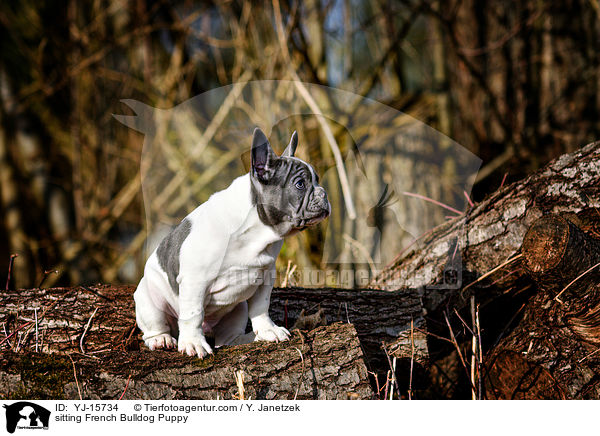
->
{"left": 295, "top": 180, "right": 305, "bottom": 190}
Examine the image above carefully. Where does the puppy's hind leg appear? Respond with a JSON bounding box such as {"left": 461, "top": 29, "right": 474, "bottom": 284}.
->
{"left": 135, "top": 277, "right": 178, "bottom": 350}
{"left": 213, "top": 302, "right": 256, "bottom": 347}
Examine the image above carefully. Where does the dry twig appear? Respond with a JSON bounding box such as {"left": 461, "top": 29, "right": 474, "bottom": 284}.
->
{"left": 293, "top": 346, "right": 306, "bottom": 400}
{"left": 68, "top": 354, "right": 83, "bottom": 400}
{"left": 80, "top": 308, "right": 99, "bottom": 354}
{"left": 554, "top": 261, "right": 600, "bottom": 303}
{"left": 119, "top": 375, "right": 132, "bottom": 400}
{"left": 462, "top": 253, "right": 523, "bottom": 292}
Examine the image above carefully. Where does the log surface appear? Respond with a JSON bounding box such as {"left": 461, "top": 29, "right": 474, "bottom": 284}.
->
{"left": 0, "top": 322, "right": 373, "bottom": 400}
{"left": 0, "top": 285, "right": 426, "bottom": 400}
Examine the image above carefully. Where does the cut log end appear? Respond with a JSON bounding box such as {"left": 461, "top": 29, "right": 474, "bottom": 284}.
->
{"left": 522, "top": 215, "right": 570, "bottom": 274}
{"left": 522, "top": 214, "right": 600, "bottom": 296}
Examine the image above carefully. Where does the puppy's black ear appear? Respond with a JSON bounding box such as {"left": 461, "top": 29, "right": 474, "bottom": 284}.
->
{"left": 251, "top": 128, "right": 277, "bottom": 181}
{"left": 282, "top": 130, "right": 298, "bottom": 157}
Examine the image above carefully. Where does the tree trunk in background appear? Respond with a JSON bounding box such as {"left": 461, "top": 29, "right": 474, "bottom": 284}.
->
{"left": 0, "top": 69, "right": 33, "bottom": 289}
{"left": 439, "top": 0, "right": 600, "bottom": 185}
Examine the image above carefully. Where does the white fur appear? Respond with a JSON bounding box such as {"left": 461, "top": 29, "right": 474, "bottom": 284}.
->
{"left": 134, "top": 174, "right": 290, "bottom": 358}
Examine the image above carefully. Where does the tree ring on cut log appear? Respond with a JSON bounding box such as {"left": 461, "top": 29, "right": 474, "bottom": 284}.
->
{"left": 522, "top": 214, "right": 600, "bottom": 298}
{"left": 522, "top": 215, "right": 570, "bottom": 274}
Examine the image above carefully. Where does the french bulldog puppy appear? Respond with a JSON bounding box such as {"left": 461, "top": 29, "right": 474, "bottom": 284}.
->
{"left": 134, "top": 128, "right": 330, "bottom": 358}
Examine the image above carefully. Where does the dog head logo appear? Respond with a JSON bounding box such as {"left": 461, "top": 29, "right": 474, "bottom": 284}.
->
{"left": 3, "top": 402, "right": 50, "bottom": 433}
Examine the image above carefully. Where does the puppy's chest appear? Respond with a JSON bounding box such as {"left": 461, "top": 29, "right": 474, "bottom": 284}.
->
{"left": 208, "top": 240, "right": 281, "bottom": 305}
{"left": 220, "top": 237, "right": 281, "bottom": 276}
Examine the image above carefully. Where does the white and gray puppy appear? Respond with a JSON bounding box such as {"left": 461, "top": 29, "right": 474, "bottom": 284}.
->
{"left": 134, "top": 128, "right": 330, "bottom": 358}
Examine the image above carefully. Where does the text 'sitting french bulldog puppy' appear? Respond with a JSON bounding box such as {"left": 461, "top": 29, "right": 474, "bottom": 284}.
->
{"left": 134, "top": 128, "right": 330, "bottom": 358}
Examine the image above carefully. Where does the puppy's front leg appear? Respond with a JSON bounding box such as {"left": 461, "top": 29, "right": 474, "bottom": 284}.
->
{"left": 248, "top": 268, "right": 290, "bottom": 342}
{"left": 178, "top": 278, "right": 213, "bottom": 358}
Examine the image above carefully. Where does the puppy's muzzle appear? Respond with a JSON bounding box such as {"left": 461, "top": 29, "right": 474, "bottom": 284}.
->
{"left": 307, "top": 187, "right": 330, "bottom": 223}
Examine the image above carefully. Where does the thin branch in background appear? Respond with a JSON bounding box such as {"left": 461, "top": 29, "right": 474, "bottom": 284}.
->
{"left": 342, "top": 234, "right": 377, "bottom": 277}
{"left": 282, "top": 260, "right": 292, "bottom": 287}
{"left": 453, "top": 308, "right": 475, "bottom": 336}
{"left": 443, "top": 311, "right": 477, "bottom": 394}
{"left": 15, "top": 331, "right": 23, "bottom": 351}
{"left": 0, "top": 321, "right": 32, "bottom": 348}
{"left": 488, "top": 268, "right": 523, "bottom": 288}
{"left": 476, "top": 302, "right": 483, "bottom": 400}
{"left": 383, "top": 370, "right": 390, "bottom": 400}
{"left": 80, "top": 286, "right": 113, "bottom": 301}
{"left": 234, "top": 370, "right": 246, "bottom": 400}
{"left": 5, "top": 254, "right": 18, "bottom": 291}
{"left": 38, "top": 269, "right": 59, "bottom": 288}
{"left": 463, "top": 190, "right": 474, "bottom": 207}
{"left": 281, "top": 260, "right": 297, "bottom": 288}
{"left": 402, "top": 191, "right": 463, "bottom": 215}
{"left": 578, "top": 347, "right": 600, "bottom": 364}
{"left": 389, "top": 357, "right": 397, "bottom": 400}
{"left": 273, "top": 0, "right": 356, "bottom": 220}
{"left": 500, "top": 172, "right": 509, "bottom": 189}
{"left": 470, "top": 297, "right": 477, "bottom": 400}
{"left": 368, "top": 371, "right": 381, "bottom": 400}
{"left": 458, "top": 9, "right": 543, "bottom": 57}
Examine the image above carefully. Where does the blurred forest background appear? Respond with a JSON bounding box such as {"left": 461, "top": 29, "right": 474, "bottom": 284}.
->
{"left": 0, "top": 0, "right": 599, "bottom": 289}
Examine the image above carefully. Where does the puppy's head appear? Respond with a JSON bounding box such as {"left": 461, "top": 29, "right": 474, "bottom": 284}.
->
{"left": 250, "top": 128, "right": 330, "bottom": 236}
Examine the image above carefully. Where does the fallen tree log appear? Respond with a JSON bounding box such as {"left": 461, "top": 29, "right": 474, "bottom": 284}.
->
{"left": 0, "top": 322, "right": 373, "bottom": 400}
{"left": 521, "top": 214, "right": 600, "bottom": 298}
{"left": 0, "top": 285, "right": 425, "bottom": 399}
{"left": 367, "top": 142, "right": 599, "bottom": 399}
{"left": 371, "top": 141, "right": 600, "bottom": 312}
{"left": 486, "top": 214, "right": 600, "bottom": 399}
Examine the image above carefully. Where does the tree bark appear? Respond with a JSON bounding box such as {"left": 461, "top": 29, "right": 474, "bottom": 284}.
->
{"left": 486, "top": 215, "right": 600, "bottom": 399}
{"left": 0, "top": 322, "right": 373, "bottom": 400}
{"left": 0, "top": 285, "right": 426, "bottom": 399}
{"left": 371, "top": 141, "right": 600, "bottom": 312}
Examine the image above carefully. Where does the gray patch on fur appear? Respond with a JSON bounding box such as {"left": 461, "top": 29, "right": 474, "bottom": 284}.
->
{"left": 156, "top": 218, "right": 191, "bottom": 295}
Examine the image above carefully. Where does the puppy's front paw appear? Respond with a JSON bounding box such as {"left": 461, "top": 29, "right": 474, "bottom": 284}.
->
{"left": 178, "top": 336, "right": 213, "bottom": 358}
{"left": 254, "top": 325, "right": 291, "bottom": 343}
{"left": 145, "top": 333, "right": 177, "bottom": 351}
